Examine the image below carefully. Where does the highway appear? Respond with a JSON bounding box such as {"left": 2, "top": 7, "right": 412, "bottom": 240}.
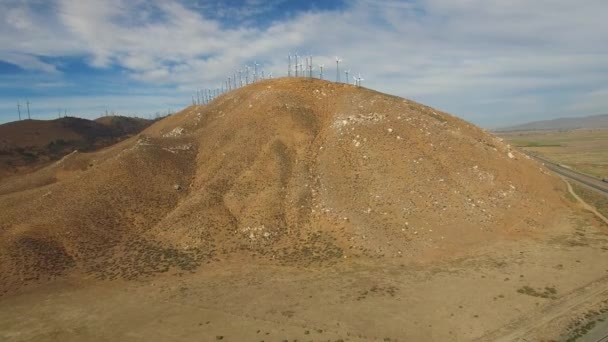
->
{"left": 525, "top": 153, "right": 608, "bottom": 197}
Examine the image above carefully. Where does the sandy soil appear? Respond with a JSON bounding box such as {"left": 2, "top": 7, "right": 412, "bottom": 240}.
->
{"left": 1, "top": 78, "right": 605, "bottom": 341}
{"left": 1, "top": 209, "right": 607, "bottom": 341}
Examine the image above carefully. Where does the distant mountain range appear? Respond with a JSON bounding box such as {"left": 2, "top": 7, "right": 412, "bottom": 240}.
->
{"left": 496, "top": 114, "right": 608, "bottom": 132}
{"left": 0, "top": 116, "right": 153, "bottom": 178}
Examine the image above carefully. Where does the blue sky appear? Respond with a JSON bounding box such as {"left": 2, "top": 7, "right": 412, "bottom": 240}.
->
{"left": 0, "top": 0, "right": 607, "bottom": 128}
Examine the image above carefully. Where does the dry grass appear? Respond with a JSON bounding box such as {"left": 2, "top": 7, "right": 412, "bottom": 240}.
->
{"left": 571, "top": 183, "right": 608, "bottom": 218}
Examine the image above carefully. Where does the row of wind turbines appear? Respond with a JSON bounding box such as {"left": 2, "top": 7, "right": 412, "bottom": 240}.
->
{"left": 192, "top": 54, "right": 365, "bottom": 106}
{"left": 288, "top": 54, "right": 364, "bottom": 86}
{"left": 192, "top": 61, "right": 274, "bottom": 106}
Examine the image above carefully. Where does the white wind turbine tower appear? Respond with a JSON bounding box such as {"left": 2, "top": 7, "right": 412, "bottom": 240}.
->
{"left": 288, "top": 54, "right": 292, "bottom": 77}
{"left": 294, "top": 53, "right": 299, "bottom": 77}
{"left": 305, "top": 56, "right": 312, "bottom": 77}
{"left": 239, "top": 70, "right": 243, "bottom": 87}
{"left": 245, "top": 65, "right": 250, "bottom": 84}
{"left": 254, "top": 62, "right": 259, "bottom": 82}
{"left": 308, "top": 55, "right": 313, "bottom": 78}
{"left": 335, "top": 56, "right": 342, "bottom": 82}
{"left": 344, "top": 69, "right": 351, "bottom": 85}
{"left": 318, "top": 64, "right": 324, "bottom": 80}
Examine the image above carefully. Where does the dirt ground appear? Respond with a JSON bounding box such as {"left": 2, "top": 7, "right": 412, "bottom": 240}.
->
{"left": 1, "top": 206, "right": 607, "bottom": 342}
{"left": 1, "top": 79, "right": 607, "bottom": 341}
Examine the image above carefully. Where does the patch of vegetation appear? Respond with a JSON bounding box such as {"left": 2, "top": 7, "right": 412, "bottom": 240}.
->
{"left": 571, "top": 183, "right": 608, "bottom": 219}
{"left": 85, "top": 239, "right": 211, "bottom": 281}
{"left": 15, "top": 147, "right": 38, "bottom": 161}
{"left": 426, "top": 110, "right": 447, "bottom": 123}
{"left": 275, "top": 232, "right": 344, "bottom": 267}
{"left": 516, "top": 285, "right": 558, "bottom": 299}
{"left": 563, "top": 303, "right": 608, "bottom": 342}
{"left": 565, "top": 190, "right": 577, "bottom": 203}
{"left": 356, "top": 285, "right": 399, "bottom": 301}
{"left": 512, "top": 140, "right": 562, "bottom": 147}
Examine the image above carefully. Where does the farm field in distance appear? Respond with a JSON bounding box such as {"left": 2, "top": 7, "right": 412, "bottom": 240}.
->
{"left": 497, "top": 129, "right": 608, "bottom": 180}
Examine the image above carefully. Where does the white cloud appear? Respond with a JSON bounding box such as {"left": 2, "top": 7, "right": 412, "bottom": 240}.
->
{"left": 0, "top": 52, "right": 59, "bottom": 73}
{"left": 0, "top": 0, "right": 607, "bottom": 126}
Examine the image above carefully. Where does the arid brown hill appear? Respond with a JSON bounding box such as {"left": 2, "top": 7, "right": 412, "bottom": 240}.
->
{"left": 0, "top": 116, "right": 153, "bottom": 178}
{"left": 0, "top": 78, "right": 572, "bottom": 296}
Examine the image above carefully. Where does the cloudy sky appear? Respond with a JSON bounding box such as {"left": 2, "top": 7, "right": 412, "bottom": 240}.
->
{"left": 1, "top": 0, "right": 607, "bottom": 128}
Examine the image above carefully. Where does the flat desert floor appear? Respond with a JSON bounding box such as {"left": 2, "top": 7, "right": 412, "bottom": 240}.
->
{"left": 2, "top": 209, "right": 608, "bottom": 342}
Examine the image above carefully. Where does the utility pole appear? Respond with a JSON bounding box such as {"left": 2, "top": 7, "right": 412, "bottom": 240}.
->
{"left": 17, "top": 102, "right": 21, "bottom": 121}
{"left": 26, "top": 100, "right": 31, "bottom": 119}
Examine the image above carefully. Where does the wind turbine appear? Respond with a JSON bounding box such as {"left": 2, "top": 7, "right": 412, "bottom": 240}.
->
{"left": 335, "top": 56, "right": 342, "bottom": 82}
{"left": 309, "top": 55, "right": 313, "bottom": 78}
{"left": 239, "top": 70, "right": 243, "bottom": 87}
{"left": 17, "top": 101, "right": 21, "bottom": 121}
{"left": 26, "top": 100, "right": 31, "bottom": 119}
{"left": 288, "top": 54, "right": 292, "bottom": 77}
{"left": 345, "top": 69, "right": 351, "bottom": 85}
{"left": 356, "top": 73, "right": 364, "bottom": 87}
{"left": 318, "top": 64, "right": 324, "bottom": 80}
{"left": 294, "top": 53, "right": 299, "bottom": 77}
{"left": 254, "top": 62, "right": 259, "bottom": 82}
{"left": 245, "top": 65, "right": 250, "bottom": 84}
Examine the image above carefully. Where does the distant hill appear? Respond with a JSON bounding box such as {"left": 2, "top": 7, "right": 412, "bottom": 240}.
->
{"left": 496, "top": 114, "right": 608, "bottom": 132}
{"left": 0, "top": 116, "right": 153, "bottom": 177}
